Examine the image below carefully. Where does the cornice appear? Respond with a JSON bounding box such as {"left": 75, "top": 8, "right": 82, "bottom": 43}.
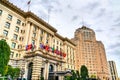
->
{"left": 25, "top": 12, "right": 57, "bottom": 33}
{"left": 55, "top": 33, "right": 64, "bottom": 40}
{"left": 24, "top": 51, "right": 65, "bottom": 63}
{"left": 64, "top": 37, "right": 76, "bottom": 46}
{"left": 0, "top": 0, "right": 57, "bottom": 32}
{"left": 0, "top": 0, "right": 26, "bottom": 17}
{"left": 76, "top": 26, "right": 95, "bottom": 35}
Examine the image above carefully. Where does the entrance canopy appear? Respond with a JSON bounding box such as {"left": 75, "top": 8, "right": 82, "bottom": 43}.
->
{"left": 49, "top": 71, "right": 72, "bottom": 76}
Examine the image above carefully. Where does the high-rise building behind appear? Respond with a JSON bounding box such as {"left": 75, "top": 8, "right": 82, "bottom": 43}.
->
{"left": 72, "top": 26, "right": 110, "bottom": 80}
{"left": 108, "top": 61, "right": 118, "bottom": 80}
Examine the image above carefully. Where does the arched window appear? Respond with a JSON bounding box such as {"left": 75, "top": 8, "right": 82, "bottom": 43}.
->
{"left": 49, "top": 65, "right": 54, "bottom": 72}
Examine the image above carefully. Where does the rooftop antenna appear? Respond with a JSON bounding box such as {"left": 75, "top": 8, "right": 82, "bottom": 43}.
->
{"left": 82, "top": 17, "right": 84, "bottom": 26}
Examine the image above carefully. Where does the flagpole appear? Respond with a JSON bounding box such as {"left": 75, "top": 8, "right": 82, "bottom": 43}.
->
{"left": 28, "top": 4, "right": 30, "bottom": 11}
{"left": 82, "top": 17, "right": 84, "bottom": 26}
{"left": 48, "top": 4, "right": 52, "bottom": 23}
{"left": 48, "top": 8, "right": 51, "bottom": 23}
{"left": 27, "top": 0, "right": 31, "bottom": 12}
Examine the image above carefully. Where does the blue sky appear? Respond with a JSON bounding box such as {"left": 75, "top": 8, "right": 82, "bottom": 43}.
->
{"left": 9, "top": 0, "right": 120, "bottom": 77}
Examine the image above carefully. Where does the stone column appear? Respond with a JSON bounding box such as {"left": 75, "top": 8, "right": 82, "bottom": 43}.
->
{"left": 36, "top": 29, "right": 40, "bottom": 50}
{"left": 24, "top": 61, "right": 28, "bottom": 79}
{"left": 44, "top": 61, "right": 49, "bottom": 80}
{"left": 32, "top": 56, "right": 42, "bottom": 80}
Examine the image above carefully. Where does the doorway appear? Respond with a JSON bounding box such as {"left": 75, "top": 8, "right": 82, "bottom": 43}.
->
{"left": 27, "top": 62, "right": 33, "bottom": 80}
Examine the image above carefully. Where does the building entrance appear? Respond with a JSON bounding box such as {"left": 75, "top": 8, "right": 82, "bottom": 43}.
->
{"left": 27, "top": 62, "right": 33, "bottom": 80}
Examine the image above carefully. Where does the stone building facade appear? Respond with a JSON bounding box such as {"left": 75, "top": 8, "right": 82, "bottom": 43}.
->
{"left": 0, "top": 0, "right": 76, "bottom": 80}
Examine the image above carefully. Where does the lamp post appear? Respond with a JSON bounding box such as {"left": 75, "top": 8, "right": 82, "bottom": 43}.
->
{"left": 54, "top": 72, "right": 57, "bottom": 80}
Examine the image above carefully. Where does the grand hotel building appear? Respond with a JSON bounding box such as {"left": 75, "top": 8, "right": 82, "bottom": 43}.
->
{"left": 0, "top": 0, "right": 110, "bottom": 80}
{"left": 72, "top": 26, "right": 110, "bottom": 80}
{"left": 0, "top": 0, "right": 76, "bottom": 80}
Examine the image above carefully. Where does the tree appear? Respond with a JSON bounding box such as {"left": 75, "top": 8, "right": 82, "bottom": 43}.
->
{"left": 71, "top": 70, "right": 77, "bottom": 80}
{"left": 80, "top": 65, "right": 89, "bottom": 80}
{"left": 6, "top": 65, "right": 20, "bottom": 79}
{"left": 40, "top": 76, "right": 44, "bottom": 80}
{"left": 14, "top": 67, "right": 20, "bottom": 79}
{"left": 0, "top": 39, "right": 10, "bottom": 76}
{"left": 64, "top": 70, "right": 80, "bottom": 80}
{"left": 64, "top": 76, "right": 71, "bottom": 80}
{"left": 76, "top": 70, "right": 80, "bottom": 80}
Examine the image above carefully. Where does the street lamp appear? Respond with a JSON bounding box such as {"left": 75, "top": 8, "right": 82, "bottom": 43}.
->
{"left": 54, "top": 72, "right": 57, "bottom": 80}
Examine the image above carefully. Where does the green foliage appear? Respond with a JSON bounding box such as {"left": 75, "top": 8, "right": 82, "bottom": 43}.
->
{"left": 64, "top": 66, "right": 89, "bottom": 80}
{"left": 6, "top": 65, "right": 20, "bottom": 79}
{"left": 14, "top": 67, "right": 20, "bottom": 78}
{"left": 40, "top": 76, "right": 44, "bottom": 80}
{"left": 80, "top": 65, "right": 89, "bottom": 80}
{"left": 0, "top": 39, "right": 10, "bottom": 76}
{"left": 76, "top": 70, "right": 80, "bottom": 80}
{"left": 91, "top": 74, "right": 96, "bottom": 79}
{"left": 64, "top": 76, "right": 71, "bottom": 80}
{"left": 70, "top": 70, "right": 76, "bottom": 79}
{"left": 64, "top": 70, "right": 81, "bottom": 80}
{"left": 0, "top": 78, "right": 7, "bottom": 80}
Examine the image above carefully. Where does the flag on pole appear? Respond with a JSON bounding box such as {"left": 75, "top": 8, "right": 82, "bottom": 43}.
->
{"left": 27, "top": 0, "right": 31, "bottom": 5}
{"left": 26, "top": 44, "right": 32, "bottom": 51}
{"left": 27, "top": 0, "right": 31, "bottom": 11}
{"left": 40, "top": 43, "right": 44, "bottom": 49}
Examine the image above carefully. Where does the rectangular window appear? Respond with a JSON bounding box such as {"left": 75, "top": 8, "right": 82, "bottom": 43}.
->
{"left": 32, "top": 40, "right": 35, "bottom": 44}
{"left": 53, "top": 45, "right": 55, "bottom": 48}
{"left": 53, "top": 39, "right": 55, "bottom": 43}
{"left": 18, "top": 45, "right": 22, "bottom": 49}
{"left": 60, "top": 43, "right": 62, "bottom": 46}
{"left": 22, "top": 23, "right": 25, "bottom": 26}
{"left": 7, "top": 14, "right": 12, "bottom": 20}
{"left": 5, "top": 22, "right": 10, "bottom": 28}
{"left": 16, "top": 19, "right": 21, "bottom": 25}
{"left": 57, "top": 41, "right": 59, "bottom": 44}
{"left": 11, "top": 42, "right": 16, "bottom": 48}
{"left": 40, "top": 29, "right": 44, "bottom": 35}
{"left": 13, "top": 34, "right": 18, "bottom": 40}
{"left": 21, "top": 30, "right": 25, "bottom": 34}
{"left": 15, "top": 26, "right": 19, "bottom": 32}
{"left": 16, "top": 53, "right": 18, "bottom": 57}
{"left": 40, "top": 36, "right": 43, "bottom": 41}
{"left": 56, "top": 46, "right": 58, "bottom": 49}
{"left": 3, "top": 30, "right": 8, "bottom": 36}
{"left": 0, "top": 10, "right": 2, "bottom": 15}
{"left": 10, "top": 52, "right": 14, "bottom": 58}
{"left": 19, "top": 54, "right": 21, "bottom": 57}
{"left": 33, "top": 26, "right": 37, "bottom": 31}
{"left": 33, "top": 33, "right": 36, "bottom": 38}
{"left": 46, "top": 39, "right": 49, "bottom": 44}
{"left": 47, "top": 33, "right": 49, "bottom": 38}
{"left": 19, "top": 37, "right": 24, "bottom": 41}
